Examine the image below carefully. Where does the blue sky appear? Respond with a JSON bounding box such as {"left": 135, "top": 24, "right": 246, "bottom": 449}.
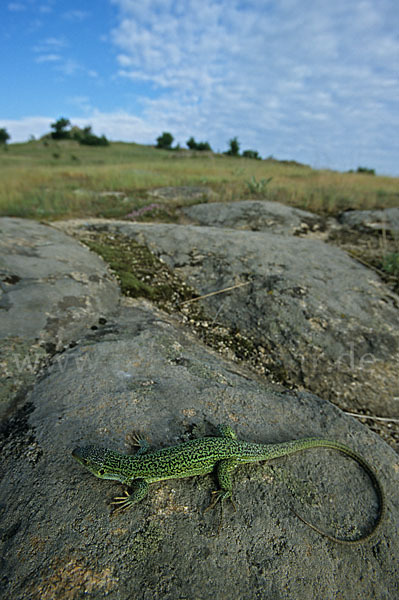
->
{"left": 1, "top": 0, "right": 398, "bottom": 175}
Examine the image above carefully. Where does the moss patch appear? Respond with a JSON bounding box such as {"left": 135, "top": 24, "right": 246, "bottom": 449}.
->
{"left": 84, "top": 233, "right": 196, "bottom": 306}
{"left": 83, "top": 231, "right": 289, "bottom": 385}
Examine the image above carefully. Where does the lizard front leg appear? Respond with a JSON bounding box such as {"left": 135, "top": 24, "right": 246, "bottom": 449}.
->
{"left": 111, "top": 478, "right": 149, "bottom": 513}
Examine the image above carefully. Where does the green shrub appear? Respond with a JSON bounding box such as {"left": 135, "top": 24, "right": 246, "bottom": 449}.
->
{"left": 382, "top": 252, "right": 399, "bottom": 276}
{"left": 242, "top": 149, "right": 261, "bottom": 160}
{"left": 357, "top": 166, "right": 375, "bottom": 175}
{"left": 196, "top": 141, "right": 211, "bottom": 151}
{"left": 186, "top": 137, "right": 212, "bottom": 151}
{"left": 156, "top": 132, "right": 174, "bottom": 150}
{"left": 79, "top": 133, "right": 109, "bottom": 146}
{"left": 0, "top": 127, "right": 10, "bottom": 145}
{"left": 225, "top": 137, "right": 240, "bottom": 156}
{"left": 50, "top": 117, "right": 71, "bottom": 140}
{"left": 245, "top": 175, "right": 273, "bottom": 195}
{"left": 72, "top": 125, "right": 109, "bottom": 146}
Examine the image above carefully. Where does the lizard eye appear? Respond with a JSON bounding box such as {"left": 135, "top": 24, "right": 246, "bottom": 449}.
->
{"left": 98, "top": 469, "right": 105, "bottom": 476}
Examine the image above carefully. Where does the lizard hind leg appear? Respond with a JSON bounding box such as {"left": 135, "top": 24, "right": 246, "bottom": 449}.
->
{"left": 204, "top": 458, "right": 238, "bottom": 532}
{"left": 126, "top": 432, "right": 151, "bottom": 455}
{"left": 216, "top": 424, "right": 237, "bottom": 439}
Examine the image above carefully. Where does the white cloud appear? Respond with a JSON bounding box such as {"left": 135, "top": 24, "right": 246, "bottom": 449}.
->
{"left": 79, "top": 110, "right": 160, "bottom": 142}
{"left": 1, "top": 111, "right": 160, "bottom": 145}
{"left": 62, "top": 10, "right": 90, "bottom": 21}
{"left": 39, "top": 4, "right": 53, "bottom": 14}
{"left": 42, "top": 37, "right": 67, "bottom": 48}
{"left": 32, "top": 36, "right": 98, "bottom": 79}
{"left": 35, "top": 53, "right": 61, "bottom": 63}
{"left": 3, "top": 0, "right": 398, "bottom": 174}
{"left": 55, "top": 58, "right": 80, "bottom": 76}
{"left": 0, "top": 116, "right": 53, "bottom": 141}
{"left": 108, "top": 0, "right": 399, "bottom": 173}
{"left": 8, "top": 2, "right": 26, "bottom": 11}
{"left": 33, "top": 36, "right": 67, "bottom": 60}
{"left": 33, "top": 41, "right": 71, "bottom": 70}
{"left": 67, "top": 96, "right": 93, "bottom": 113}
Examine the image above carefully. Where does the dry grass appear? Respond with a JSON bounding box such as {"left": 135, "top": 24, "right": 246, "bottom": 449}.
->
{"left": 0, "top": 139, "right": 398, "bottom": 220}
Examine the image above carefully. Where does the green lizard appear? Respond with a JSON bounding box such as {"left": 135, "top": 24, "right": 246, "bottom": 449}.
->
{"left": 72, "top": 424, "right": 385, "bottom": 544}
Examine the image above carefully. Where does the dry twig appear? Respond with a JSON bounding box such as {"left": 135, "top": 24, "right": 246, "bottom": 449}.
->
{"left": 344, "top": 411, "right": 399, "bottom": 424}
{"left": 180, "top": 281, "right": 251, "bottom": 306}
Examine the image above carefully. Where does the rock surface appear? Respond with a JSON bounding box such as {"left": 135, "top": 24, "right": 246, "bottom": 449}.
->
{"left": 338, "top": 207, "right": 399, "bottom": 233}
{"left": 1, "top": 299, "right": 398, "bottom": 600}
{"left": 64, "top": 219, "right": 399, "bottom": 419}
{"left": 1, "top": 214, "right": 399, "bottom": 599}
{"left": 0, "top": 218, "right": 120, "bottom": 418}
{"left": 183, "top": 200, "right": 323, "bottom": 234}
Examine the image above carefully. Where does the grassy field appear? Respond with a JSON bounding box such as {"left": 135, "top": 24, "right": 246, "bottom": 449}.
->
{"left": 0, "top": 139, "right": 398, "bottom": 221}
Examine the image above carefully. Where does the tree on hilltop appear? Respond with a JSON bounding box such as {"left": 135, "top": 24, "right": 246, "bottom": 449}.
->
{"left": 50, "top": 117, "right": 71, "bottom": 140}
{"left": 242, "top": 149, "right": 261, "bottom": 160}
{"left": 225, "top": 137, "right": 240, "bottom": 156}
{"left": 156, "top": 132, "right": 174, "bottom": 150}
{"left": 186, "top": 136, "right": 212, "bottom": 151}
{"left": 0, "top": 127, "right": 10, "bottom": 145}
{"left": 72, "top": 125, "right": 109, "bottom": 146}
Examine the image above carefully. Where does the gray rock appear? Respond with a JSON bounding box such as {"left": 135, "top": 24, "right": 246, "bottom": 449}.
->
{"left": 74, "top": 221, "right": 399, "bottom": 417}
{"left": 183, "top": 200, "right": 323, "bottom": 234}
{"left": 338, "top": 208, "right": 399, "bottom": 233}
{"left": 0, "top": 217, "right": 120, "bottom": 418}
{"left": 0, "top": 300, "right": 398, "bottom": 600}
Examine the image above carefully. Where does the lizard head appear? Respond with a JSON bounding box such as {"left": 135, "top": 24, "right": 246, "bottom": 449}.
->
{"left": 72, "top": 446, "right": 128, "bottom": 483}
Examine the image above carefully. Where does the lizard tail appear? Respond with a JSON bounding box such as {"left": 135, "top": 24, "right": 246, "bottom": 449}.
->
{"left": 270, "top": 438, "right": 385, "bottom": 545}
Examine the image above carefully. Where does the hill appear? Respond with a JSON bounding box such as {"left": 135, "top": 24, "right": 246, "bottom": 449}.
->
{"left": 0, "top": 139, "right": 398, "bottom": 221}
